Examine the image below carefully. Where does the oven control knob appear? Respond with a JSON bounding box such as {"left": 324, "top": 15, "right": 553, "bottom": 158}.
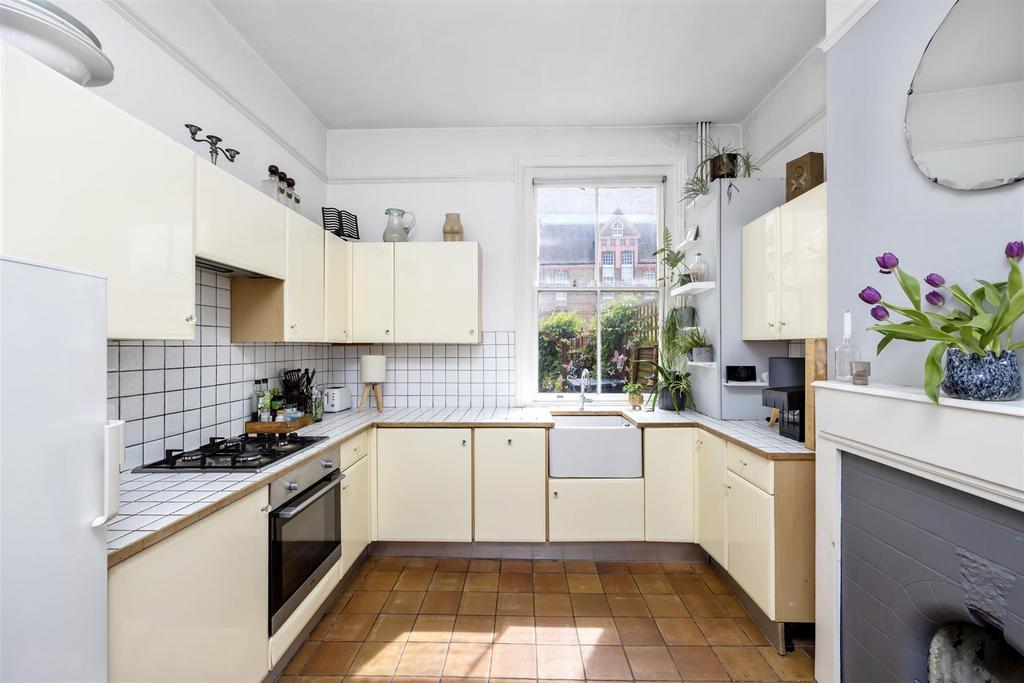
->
{"left": 320, "top": 459, "right": 335, "bottom": 468}
{"left": 286, "top": 481, "right": 299, "bottom": 491}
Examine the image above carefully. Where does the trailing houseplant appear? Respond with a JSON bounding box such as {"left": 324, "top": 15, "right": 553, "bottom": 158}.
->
{"left": 857, "top": 243, "right": 1024, "bottom": 403}
{"left": 647, "top": 363, "right": 695, "bottom": 412}
{"left": 682, "top": 139, "right": 760, "bottom": 204}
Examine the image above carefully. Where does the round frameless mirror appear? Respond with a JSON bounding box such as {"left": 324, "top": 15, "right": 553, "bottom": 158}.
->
{"left": 905, "top": 0, "right": 1023, "bottom": 191}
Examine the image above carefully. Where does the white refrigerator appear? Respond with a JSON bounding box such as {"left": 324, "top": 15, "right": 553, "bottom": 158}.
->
{"left": 0, "top": 256, "right": 115, "bottom": 682}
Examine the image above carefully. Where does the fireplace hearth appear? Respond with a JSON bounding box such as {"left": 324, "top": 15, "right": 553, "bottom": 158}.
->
{"left": 840, "top": 455, "right": 1024, "bottom": 682}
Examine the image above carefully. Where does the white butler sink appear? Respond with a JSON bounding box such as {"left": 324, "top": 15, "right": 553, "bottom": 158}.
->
{"left": 548, "top": 414, "right": 642, "bottom": 478}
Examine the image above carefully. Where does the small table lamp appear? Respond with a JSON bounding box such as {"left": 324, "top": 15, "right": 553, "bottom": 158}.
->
{"left": 359, "top": 355, "right": 386, "bottom": 412}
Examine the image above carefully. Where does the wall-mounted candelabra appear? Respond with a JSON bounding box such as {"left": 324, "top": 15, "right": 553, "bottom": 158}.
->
{"left": 185, "top": 124, "right": 239, "bottom": 165}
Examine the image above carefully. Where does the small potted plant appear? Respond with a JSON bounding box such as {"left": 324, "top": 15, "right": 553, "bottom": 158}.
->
{"left": 653, "top": 226, "right": 692, "bottom": 290}
{"left": 682, "top": 328, "right": 714, "bottom": 363}
{"left": 624, "top": 382, "right": 645, "bottom": 410}
{"left": 857, "top": 243, "right": 1023, "bottom": 402}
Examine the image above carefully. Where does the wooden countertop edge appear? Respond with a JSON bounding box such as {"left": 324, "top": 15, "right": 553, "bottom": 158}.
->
{"left": 108, "top": 412, "right": 808, "bottom": 567}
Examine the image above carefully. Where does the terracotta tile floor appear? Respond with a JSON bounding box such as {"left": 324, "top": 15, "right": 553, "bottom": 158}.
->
{"left": 279, "top": 556, "right": 814, "bottom": 682}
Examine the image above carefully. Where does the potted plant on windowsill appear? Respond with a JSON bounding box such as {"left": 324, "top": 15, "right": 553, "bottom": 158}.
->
{"left": 857, "top": 243, "right": 1024, "bottom": 403}
{"left": 647, "top": 363, "right": 695, "bottom": 413}
{"left": 624, "top": 382, "right": 645, "bottom": 410}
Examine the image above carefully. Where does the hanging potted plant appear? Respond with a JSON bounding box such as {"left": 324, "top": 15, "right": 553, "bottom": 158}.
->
{"left": 857, "top": 243, "right": 1024, "bottom": 403}
{"left": 682, "top": 139, "right": 760, "bottom": 204}
{"left": 624, "top": 382, "right": 645, "bottom": 410}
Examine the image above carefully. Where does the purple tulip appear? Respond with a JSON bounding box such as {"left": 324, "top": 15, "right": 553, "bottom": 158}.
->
{"left": 858, "top": 287, "right": 882, "bottom": 304}
{"left": 1007, "top": 241, "right": 1024, "bottom": 261}
{"left": 875, "top": 252, "right": 899, "bottom": 273}
{"left": 870, "top": 305, "right": 890, "bottom": 321}
{"left": 924, "top": 273, "right": 945, "bottom": 287}
{"left": 925, "top": 290, "right": 945, "bottom": 307}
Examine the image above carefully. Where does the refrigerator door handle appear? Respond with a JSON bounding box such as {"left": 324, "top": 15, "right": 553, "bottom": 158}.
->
{"left": 93, "top": 420, "right": 124, "bottom": 528}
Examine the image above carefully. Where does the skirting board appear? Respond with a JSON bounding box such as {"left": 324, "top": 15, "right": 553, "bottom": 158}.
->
{"left": 369, "top": 540, "right": 707, "bottom": 562}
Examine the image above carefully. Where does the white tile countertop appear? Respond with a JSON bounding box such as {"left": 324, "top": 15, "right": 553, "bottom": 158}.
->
{"left": 107, "top": 405, "right": 809, "bottom": 566}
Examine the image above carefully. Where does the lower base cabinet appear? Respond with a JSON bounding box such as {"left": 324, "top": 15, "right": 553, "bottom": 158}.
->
{"left": 377, "top": 428, "right": 473, "bottom": 541}
{"left": 340, "top": 455, "right": 370, "bottom": 576}
{"left": 644, "top": 428, "right": 696, "bottom": 542}
{"left": 108, "top": 488, "right": 269, "bottom": 683}
{"left": 696, "top": 432, "right": 728, "bottom": 566}
{"left": 726, "top": 471, "right": 775, "bottom": 614}
{"left": 548, "top": 479, "right": 644, "bottom": 541}
{"left": 474, "top": 428, "right": 546, "bottom": 541}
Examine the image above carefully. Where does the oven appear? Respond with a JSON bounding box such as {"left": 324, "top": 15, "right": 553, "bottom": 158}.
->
{"left": 268, "top": 456, "right": 342, "bottom": 635}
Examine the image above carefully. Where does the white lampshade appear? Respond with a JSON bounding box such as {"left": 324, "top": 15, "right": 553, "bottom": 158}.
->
{"left": 360, "top": 355, "right": 386, "bottom": 384}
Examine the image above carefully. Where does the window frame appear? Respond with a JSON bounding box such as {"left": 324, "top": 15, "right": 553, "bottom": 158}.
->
{"left": 532, "top": 180, "right": 665, "bottom": 402}
{"left": 513, "top": 158, "right": 686, "bottom": 406}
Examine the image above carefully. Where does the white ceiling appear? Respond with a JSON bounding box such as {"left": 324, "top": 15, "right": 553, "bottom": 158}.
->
{"left": 212, "top": 0, "right": 825, "bottom": 129}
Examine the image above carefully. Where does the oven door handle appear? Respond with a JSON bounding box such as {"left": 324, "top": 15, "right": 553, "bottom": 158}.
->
{"left": 276, "top": 472, "right": 342, "bottom": 520}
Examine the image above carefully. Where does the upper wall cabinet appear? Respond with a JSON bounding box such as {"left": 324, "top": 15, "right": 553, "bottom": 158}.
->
{"left": 325, "top": 233, "right": 351, "bottom": 343}
{"left": 195, "top": 162, "right": 285, "bottom": 278}
{"left": 742, "top": 183, "right": 827, "bottom": 340}
{"left": 395, "top": 242, "right": 481, "bottom": 344}
{"left": 0, "top": 44, "right": 195, "bottom": 340}
{"left": 350, "top": 243, "right": 395, "bottom": 343}
{"left": 231, "top": 212, "right": 325, "bottom": 342}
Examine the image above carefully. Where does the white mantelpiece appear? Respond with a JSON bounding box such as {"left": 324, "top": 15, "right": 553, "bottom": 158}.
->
{"left": 813, "top": 380, "right": 1024, "bottom": 683}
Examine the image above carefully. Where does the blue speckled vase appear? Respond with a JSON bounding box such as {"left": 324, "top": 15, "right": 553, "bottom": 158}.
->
{"left": 941, "top": 349, "right": 1021, "bottom": 401}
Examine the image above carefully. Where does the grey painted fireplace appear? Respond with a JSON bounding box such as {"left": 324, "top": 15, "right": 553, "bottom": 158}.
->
{"left": 840, "top": 454, "right": 1024, "bottom": 682}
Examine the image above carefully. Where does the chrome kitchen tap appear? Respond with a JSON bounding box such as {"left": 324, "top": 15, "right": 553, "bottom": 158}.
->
{"left": 579, "top": 368, "right": 593, "bottom": 410}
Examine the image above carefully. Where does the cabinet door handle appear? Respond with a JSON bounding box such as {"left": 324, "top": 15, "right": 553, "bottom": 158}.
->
{"left": 725, "top": 484, "right": 732, "bottom": 490}
{"left": 385, "top": 329, "right": 391, "bottom": 335}
{"left": 767, "top": 322, "right": 775, "bottom": 328}
{"left": 461, "top": 439, "right": 467, "bottom": 447}
{"left": 469, "top": 329, "right": 475, "bottom": 335}
{"left": 507, "top": 438, "right": 512, "bottom": 445}
{"left": 739, "top": 459, "right": 748, "bottom": 467}
{"left": 552, "top": 491, "right": 559, "bottom": 499}
{"left": 260, "top": 505, "right": 272, "bottom": 513}
{"left": 780, "top": 321, "right": 787, "bottom": 326}
{"left": 290, "top": 323, "right": 297, "bottom": 329}
{"left": 184, "top": 314, "right": 195, "bottom": 324}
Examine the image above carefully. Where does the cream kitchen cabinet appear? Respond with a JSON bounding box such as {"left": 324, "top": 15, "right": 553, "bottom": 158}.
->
{"left": 474, "top": 428, "right": 546, "bottom": 542}
{"left": 725, "top": 470, "right": 774, "bottom": 614}
{"left": 230, "top": 211, "right": 325, "bottom": 342}
{"left": 0, "top": 43, "right": 195, "bottom": 340}
{"left": 350, "top": 242, "right": 395, "bottom": 343}
{"left": 325, "top": 232, "right": 351, "bottom": 343}
{"left": 108, "top": 488, "right": 269, "bottom": 683}
{"left": 742, "top": 183, "right": 827, "bottom": 340}
{"left": 377, "top": 428, "right": 472, "bottom": 541}
{"left": 696, "top": 431, "right": 728, "bottom": 566}
{"left": 778, "top": 183, "right": 828, "bottom": 338}
{"left": 548, "top": 479, "right": 644, "bottom": 541}
{"left": 722, "top": 442, "right": 814, "bottom": 623}
{"left": 395, "top": 242, "right": 481, "bottom": 343}
{"left": 195, "top": 161, "right": 285, "bottom": 278}
{"left": 741, "top": 208, "right": 781, "bottom": 340}
{"left": 340, "top": 455, "right": 370, "bottom": 577}
{"left": 644, "top": 428, "right": 696, "bottom": 542}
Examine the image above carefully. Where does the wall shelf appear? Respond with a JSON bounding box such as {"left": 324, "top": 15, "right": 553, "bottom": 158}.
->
{"left": 688, "top": 361, "right": 717, "bottom": 369}
{"left": 723, "top": 380, "right": 769, "bottom": 388}
{"left": 670, "top": 281, "right": 716, "bottom": 297}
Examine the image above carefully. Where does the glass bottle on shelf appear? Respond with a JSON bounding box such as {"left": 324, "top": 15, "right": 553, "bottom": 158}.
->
{"left": 834, "top": 310, "right": 861, "bottom": 382}
{"left": 260, "top": 165, "right": 280, "bottom": 200}
{"left": 690, "top": 253, "right": 710, "bottom": 282}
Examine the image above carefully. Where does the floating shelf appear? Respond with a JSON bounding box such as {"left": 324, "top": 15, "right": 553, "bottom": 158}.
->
{"left": 723, "top": 380, "right": 769, "bottom": 388}
{"left": 688, "top": 361, "right": 717, "bottom": 369}
{"left": 670, "top": 281, "right": 716, "bottom": 297}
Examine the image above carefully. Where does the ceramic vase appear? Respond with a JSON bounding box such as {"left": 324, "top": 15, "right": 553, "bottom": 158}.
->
{"left": 941, "top": 349, "right": 1021, "bottom": 401}
{"left": 442, "top": 213, "right": 464, "bottom": 242}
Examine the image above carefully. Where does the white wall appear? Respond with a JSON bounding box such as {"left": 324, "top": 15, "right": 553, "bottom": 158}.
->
{"left": 58, "top": 0, "right": 327, "bottom": 219}
{"left": 325, "top": 125, "right": 740, "bottom": 330}
{"left": 741, "top": 48, "right": 827, "bottom": 178}
{"left": 827, "top": 0, "right": 1024, "bottom": 387}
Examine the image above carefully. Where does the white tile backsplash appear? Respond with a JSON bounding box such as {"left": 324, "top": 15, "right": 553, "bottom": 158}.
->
{"left": 106, "top": 266, "right": 517, "bottom": 471}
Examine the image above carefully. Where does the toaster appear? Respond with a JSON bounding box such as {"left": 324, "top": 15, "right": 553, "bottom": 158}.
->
{"left": 323, "top": 386, "right": 353, "bottom": 413}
